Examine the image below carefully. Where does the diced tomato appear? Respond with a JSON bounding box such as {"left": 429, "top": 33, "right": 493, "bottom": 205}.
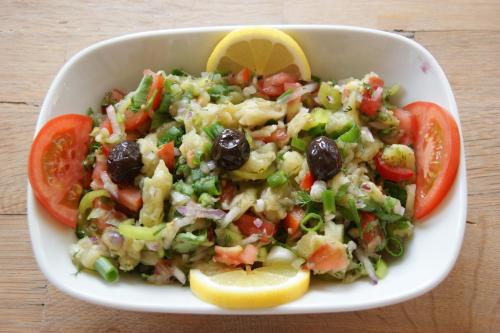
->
{"left": 213, "top": 245, "right": 257, "bottom": 266}
{"left": 283, "top": 82, "right": 302, "bottom": 103}
{"left": 228, "top": 68, "right": 251, "bottom": 86}
{"left": 116, "top": 186, "right": 142, "bottom": 212}
{"left": 368, "top": 76, "right": 385, "bottom": 90}
{"left": 257, "top": 72, "right": 298, "bottom": 98}
{"left": 306, "top": 243, "right": 349, "bottom": 274}
{"left": 214, "top": 246, "right": 244, "bottom": 266}
{"left": 234, "top": 214, "right": 276, "bottom": 242}
{"left": 403, "top": 102, "right": 460, "bottom": 220}
{"left": 239, "top": 244, "right": 258, "bottom": 265}
{"left": 157, "top": 141, "right": 175, "bottom": 171}
{"left": 394, "top": 108, "right": 418, "bottom": 145}
{"left": 300, "top": 171, "right": 315, "bottom": 191}
{"left": 253, "top": 128, "right": 289, "bottom": 144}
{"left": 360, "top": 212, "right": 384, "bottom": 253}
{"left": 359, "top": 97, "right": 381, "bottom": 116}
{"left": 124, "top": 109, "right": 150, "bottom": 132}
{"left": 375, "top": 154, "right": 414, "bottom": 182}
{"left": 28, "top": 114, "right": 93, "bottom": 227}
{"left": 360, "top": 75, "right": 384, "bottom": 116}
{"left": 283, "top": 207, "right": 305, "bottom": 236}
{"left": 220, "top": 180, "right": 236, "bottom": 206}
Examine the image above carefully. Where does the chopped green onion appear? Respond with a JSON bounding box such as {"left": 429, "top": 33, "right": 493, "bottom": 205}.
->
{"left": 266, "top": 170, "right": 288, "bottom": 188}
{"left": 94, "top": 257, "right": 119, "bottom": 283}
{"left": 291, "top": 137, "right": 307, "bottom": 152}
{"left": 338, "top": 123, "right": 361, "bottom": 143}
{"left": 130, "top": 74, "right": 153, "bottom": 112}
{"left": 174, "top": 180, "right": 194, "bottom": 196}
{"left": 159, "top": 126, "right": 184, "bottom": 147}
{"left": 300, "top": 213, "right": 324, "bottom": 233}
{"left": 203, "top": 122, "right": 225, "bottom": 141}
{"left": 385, "top": 236, "right": 404, "bottom": 256}
{"left": 308, "top": 124, "right": 326, "bottom": 137}
{"left": 322, "top": 189, "right": 336, "bottom": 214}
{"left": 193, "top": 176, "right": 221, "bottom": 196}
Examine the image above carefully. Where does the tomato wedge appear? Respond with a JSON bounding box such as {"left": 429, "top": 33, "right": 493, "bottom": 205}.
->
{"left": 403, "top": 102, "right": 460, "bottom": 219}
{"left": 283, "top": 207, "right": 304, "bottom": 238}
{"left": 228, "top": 68, "right": 251, "bottom": 86}
{"left": 28, "top": 114, "right": 93, "bottom": 227}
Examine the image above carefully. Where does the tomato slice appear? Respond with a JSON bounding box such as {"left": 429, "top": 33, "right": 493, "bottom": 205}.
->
{"left": 394, "top": 108, "right": 418, "bottom": 145}
{"left": 375, "top": 154, "right": 414, "bottom": 182}
{"left": 403, "top": 102, "right": 460, "bottom": 220}
{"left": 234, "top": 214, "right": 276, "bottom": 242}
{"left": 28, "top": 114, "right": 93, "bottom": 227}
{"left": 146, "top": 71, "right": 165, "bottom": 113}
{"left": 257, "top": 72, "right": 298, "bottom": 98}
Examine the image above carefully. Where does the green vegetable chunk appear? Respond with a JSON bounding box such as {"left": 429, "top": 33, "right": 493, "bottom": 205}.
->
{"left": 203, "top": 122, "right": 225, "bottom": 141}
{"left": 150, "top": 93, "right": 173, "bottom": 130}
{"left": 193, "top": 176, "right": 221, "bottom": 196}
{"left": 291, "top": 137, "right": 306, "bottom": 152}
{"left": 317, "top": 82, "right": 341, "bottom": 110}
{"left": 338, "top": 123, "right": 361, "bottom": 143}
{"left": 94, "top": 257, "right": 119, "bottom": 283}
{"left": 172, "top": 230, "right": 207, "bottom": 253}
{"left": 322, "top": 189, "right": 336, "bottom": 214}
{"left": 130, "top": 74, "right": 153, "bottom": 112}
{"left": 159, "top": 126, "right": 184, "bottom": 147}
{"left": 266, "top": 170, "right": 288, "bottom": 188}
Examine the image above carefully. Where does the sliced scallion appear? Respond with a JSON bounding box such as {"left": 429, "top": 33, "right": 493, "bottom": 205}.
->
{"left": 94, "top": 257, "right": 119, "bottom": 283}
{"left": 300, "top": 213, "right": 324, "bottom": 233}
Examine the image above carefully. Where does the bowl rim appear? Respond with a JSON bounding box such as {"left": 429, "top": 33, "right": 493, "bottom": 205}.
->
{"left": 27, "top": 24, "right": 467, "bottom": 314}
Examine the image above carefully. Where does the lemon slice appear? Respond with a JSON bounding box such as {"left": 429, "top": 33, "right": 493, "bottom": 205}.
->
{"left": 206, "top": 27, "right": 311, "bottom": 80}
{"left": 189, "top": 265, "right": 310, "bottom": 308}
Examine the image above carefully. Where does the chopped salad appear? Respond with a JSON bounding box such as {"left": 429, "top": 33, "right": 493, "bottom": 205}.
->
{"left": 66, "top": 68, "right": 421, "bottom": 284}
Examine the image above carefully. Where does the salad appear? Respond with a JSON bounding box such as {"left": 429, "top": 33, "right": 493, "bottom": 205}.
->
{"left": 28, "top": 67, "right": 458, "bottom": 287}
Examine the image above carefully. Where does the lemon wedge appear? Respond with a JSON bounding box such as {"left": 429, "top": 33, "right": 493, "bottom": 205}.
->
{"left": 189, "top": 265, "right": 310, "bottom": 308}
{"left": 206, "top": 27, "right": 311, "bottom": 80}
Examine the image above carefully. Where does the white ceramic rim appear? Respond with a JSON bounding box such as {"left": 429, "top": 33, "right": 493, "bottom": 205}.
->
{"left": 27, "top": 24, "right": 467, "bottom": 314}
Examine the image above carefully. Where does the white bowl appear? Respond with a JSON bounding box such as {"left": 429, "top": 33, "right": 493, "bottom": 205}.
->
{"left": 28, "top": 25, "right": 467, "bottom": 314}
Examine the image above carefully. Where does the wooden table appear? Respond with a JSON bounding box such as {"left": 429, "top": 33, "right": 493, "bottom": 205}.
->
{"left": 1, "top": 0, "right": 499, "bottom": 331}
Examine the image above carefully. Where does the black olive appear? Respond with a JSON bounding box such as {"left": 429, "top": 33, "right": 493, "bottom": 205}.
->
{"left": 306, "top": 136, "right": 342, "bottom": 181}
{"left": 211, "top": 129, "right": 250, "bottom": 170}
{"left": 107, "top": 141, "right": 143, "bottom": 184}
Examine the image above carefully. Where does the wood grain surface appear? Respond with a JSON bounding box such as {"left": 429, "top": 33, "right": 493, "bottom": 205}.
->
{"left": 1, "top": 0, "right": 499, "bottom": 332}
